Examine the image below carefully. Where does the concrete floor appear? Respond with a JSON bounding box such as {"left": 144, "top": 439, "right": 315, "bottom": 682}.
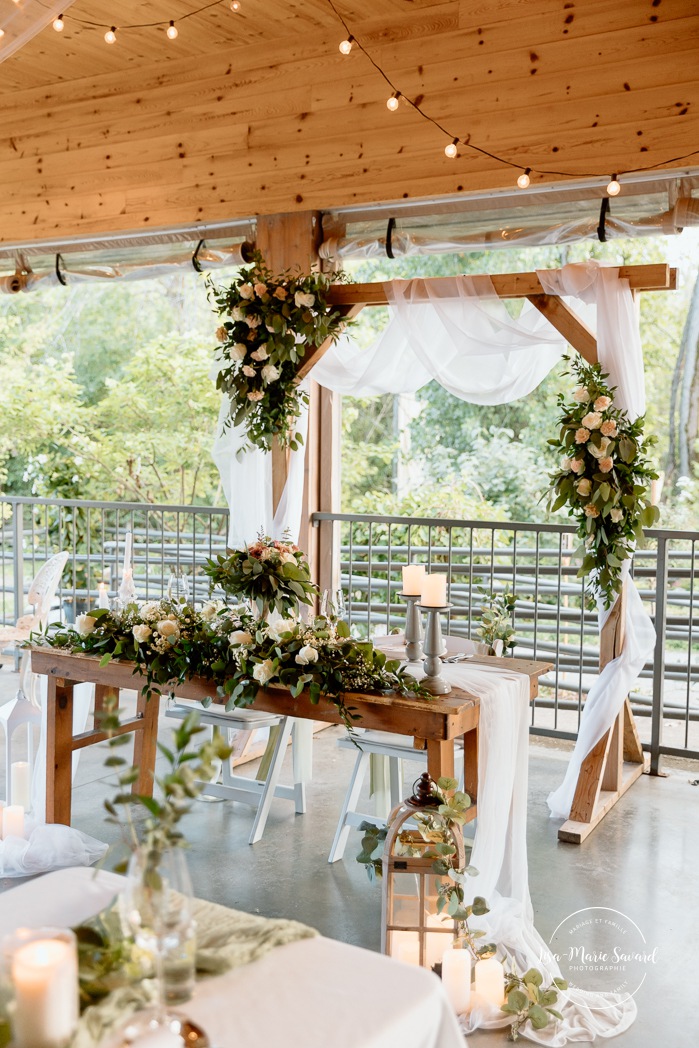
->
{"left": 1, "top": 666, "right": 697, "bottom": 1046}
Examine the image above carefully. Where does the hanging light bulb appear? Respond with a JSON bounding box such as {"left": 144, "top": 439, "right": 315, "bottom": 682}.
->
{"left": 444, "top": 138, "right": 459, "bottom": 159}
{"left": 230, "top": 0, "right": 241, "bottom": 9}
{"left": 386, "top": 92, "right": 401, "bottom": 111}
{"left": 166, "top": 19, "right": 178, "bottom": 38}
{"left": 517, "top": 167, "right": 531, "bottom": 189}
{"left": 104, "top": 26, "right": 117, "bottom": 43}
{"left": 606, "top": 174, "right": 621, "bottom": 196}
{"left": 53, "top": 14, "right": 64, "bottom": 31}
{"left": 339, "top": 35, "right": 354, "bottom": 55}
{"left": 0, "top": 28, "right": 4, "bottom": 39}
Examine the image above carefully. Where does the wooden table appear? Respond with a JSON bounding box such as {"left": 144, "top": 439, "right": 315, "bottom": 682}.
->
{"left": 30, "top": 647, "right": 549, "bottom": 826}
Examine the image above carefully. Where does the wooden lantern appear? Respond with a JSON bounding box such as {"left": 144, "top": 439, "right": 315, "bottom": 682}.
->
{"left": 381, "top": 772, "right": 466, "bottom": 970}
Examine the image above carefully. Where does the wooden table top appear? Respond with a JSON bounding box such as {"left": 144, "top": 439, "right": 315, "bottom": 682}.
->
{"left": 30, "top": 646, "right": 551, "bottom": 744}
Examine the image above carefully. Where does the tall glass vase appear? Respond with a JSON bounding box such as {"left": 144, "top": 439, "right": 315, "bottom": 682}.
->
{"left": 119, "top": 846, "right": 197, "bottom": 1035}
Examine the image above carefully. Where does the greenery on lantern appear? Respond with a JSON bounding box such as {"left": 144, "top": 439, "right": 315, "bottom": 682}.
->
{"left": 547, "top": 358, "right": 659, "bottom": 609}
{"left": 204, "top": 532, "right": 317, "bottom": 617}
{"left": 33, "top": 598, "right": 425, "bottom": 737}
{"left": 209, "top": 254, "right": 349, "bottom": 452}
{"left": 475, "top": 586, "right": 517, "bottom": 654}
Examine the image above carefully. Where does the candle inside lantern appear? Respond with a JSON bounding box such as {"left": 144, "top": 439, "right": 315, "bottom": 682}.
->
{"left": 3, "top": 805, "right": 24, "bottom": 839}
{"left": 97, "top": 582, "right": 109, "bottom": 609}
{"left": 425, "top": 913, "right": 452, "bottom": 969}
{"left": 442, "top": 946, "right": 472, "bottom": 1014}
{"left": 402, "top": 563, "right": 425, "bottom": 596}
{"left": 11, "top": 761, "right": 31, "bottom": 809}
{"left": 11, "top": 936, "right": 79, "bottom": 1048}
{"left": 390, "top": 930, "right": 420, "bottom": 966}
{"left": 421, "top": 573, "right": 447, "bottom": 607}
{"left": 474, "top": 955, "right": 505, "bottom": 1006}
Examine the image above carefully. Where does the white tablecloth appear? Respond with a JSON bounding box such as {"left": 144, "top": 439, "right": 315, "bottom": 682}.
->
{"left": 0, "top": 868, "right": 465, "bottom": 1048}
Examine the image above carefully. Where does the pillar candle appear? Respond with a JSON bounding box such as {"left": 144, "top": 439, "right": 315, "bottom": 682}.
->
{"left": 474, "top": 955, "right": 505, "bottom": 1006}
{"left": 3, "top": 805, "right": 24, "bottom": 839}
{"left": 11, "top": 761, "right": 31, "bottom": 809}
{"left": 442, "top": 947, "right": 472, "bottom": 1014}
{"left": 425, "top": 913, "right": 452, "bottom": 969}
{"left": 11, "top": 937, "right": 78, "bottom": 1048}
{"left": 97, "top": 583, "right": 109, "bottom": 609}
{"left": 390, "top": 930, "right": 420, "bottom": 966}
{"left": 123, "top": 529, "right": 132, "bottom": 574}
{"left": 421, "top": 572, "right": 447, "bottom": 607}
{"left": 402, "top": 564, "right": 425, "bottom": 595}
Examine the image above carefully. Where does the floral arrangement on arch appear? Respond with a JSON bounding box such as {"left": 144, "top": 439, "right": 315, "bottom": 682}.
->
{"left": 39, "top": 598, "right": 424, "bottom": 735}
{"left": 547, "top": 358, "right": 659, "bottom": 609}
{"left": 210, "top": 254, "right": 349, "bottom": 453}
{"left": 203, "top": 532, "right": 317, "bottom": 617}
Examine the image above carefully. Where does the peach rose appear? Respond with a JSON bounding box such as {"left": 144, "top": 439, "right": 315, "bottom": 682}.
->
{"left": 584, "top": 504, "right": 600, "bottom": 518}
{"left": 581, "top": 412, "right": 603, "bottom": 430}
{"left": 273, "top": 286, "right": 287, "bottom": 300}
{"left": 594, "top": 395, "right": 612, "bottom": 411}
{"left": 575, "top": 428, "right": 590, "bottom": 444}
{"left": 599, "top": 457, "right": 614, "bottom": 473}
{"left": 600, "top": 420, "right": 617, "bottom": 437}
{"left": 569, "top": 458, "right": 584, "bottom": 474}
{"left": 247, "top": 390, "right": 264, "bottom": 401}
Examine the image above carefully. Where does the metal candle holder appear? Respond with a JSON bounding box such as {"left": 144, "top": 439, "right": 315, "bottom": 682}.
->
{"left": 416, "top": 603, "right": 453, "bottom": 695}
{"left": 399, "top": 591, "right": 424, "bottom": 662}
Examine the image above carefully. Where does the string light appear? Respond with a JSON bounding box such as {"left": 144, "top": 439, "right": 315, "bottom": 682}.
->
{"left": 0, "top": 28, "right": 4, "bottom": 39}
{"left": 339, "top": 35, "right": 354, "bottom": 54}
{"left": 230, "top": 1, "right": 241, "bottom": 9}
{"left": 386, "top": 92, "right": 401, "bottom": 111}
{"left": 166, "top": 20, "right": 178, "bottom": 38}
{"left": 607, "top": 174, "right": 621, "bottom": 196}
{"left": 444, "top": 138, "right": 459, "bottom": 159}
{"left": 104, "top": 26, "right": 117, "bottom": 43}
{"left": 517, "top": 168, "right": 531, "bottom": 189}
{"left": 53, "top": 14, "right": 64, "bottom": 32}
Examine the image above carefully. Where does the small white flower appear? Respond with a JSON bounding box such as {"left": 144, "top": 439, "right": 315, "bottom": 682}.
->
{"left": 239, "top": 283, "right": 254, "bottom": 300}
{"left": 251, "top": 347, "right": 269, "bottom": 361}
{"left": 295, "top": 644, "right": 319, "bottom": 665}
{"left": 229, "top": 629, "right": 253, "bottom": 646}
{"left": 140, "top": 601, "right": 161, "bottom": 620}
{"left": 573, "top": 387, "right": 590, "bottom": 402}
{"left": 261, "top": 363, "right": 280, "bottom": 384}
{"left": 242, "top": 364, "right": 256, "bottom": 378}
{"left": 132, "top": 623, "right": 152, "bottom": 643}
{"left": 229, "top": 343, "right": 247, "bottom": 361}
{"left": 75, "top": 614, "right": 97, "bottom": 637}
{"left": 294, "top": 291, "right": 315, "bottom": 308}
{"left": 253, "top": 659, "right": 276, "bottom": 684}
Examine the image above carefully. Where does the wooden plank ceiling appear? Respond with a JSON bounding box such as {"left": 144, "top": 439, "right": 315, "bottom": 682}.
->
{"left": 0, "top": 0, "right": 697, "bottom": 244}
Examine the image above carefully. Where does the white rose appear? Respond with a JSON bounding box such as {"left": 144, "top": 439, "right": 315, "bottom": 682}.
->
{"left": 229, "top": 343, "right": 247, "bottom": 361}
{"left": 295, "top": 644, "right": 319, "bottom": 665}
{"left": 609, "top": 507, "right": 624, "bottom": 523}
{"left": 294, "top": 291, "right": 315, "bottom": 308}
{"left": 581, "top": 411, "right": 603, "bottom": 430}
{"left": 573, "top": 387, "right": 590, "bottom": 402}
{"left": 276, "top": 618, "right": 297, "bottom": 634}
{"left": 561, "top": 457, "right": 572, "bottom": 472}
{"left": 280, "top": 551, "right": 296, "bottom": 564}
{"left": 253, "top": 659, "right": 275, "bottom": 684}
{"left": 230, "top": 306, "right": 245, "bottom": 322}
{"left": 576, "top": 478, "right": 592, "bottom": 497}
{"left": 157, "top": 619, "right": 180, "bottom": 640}
{"left": 587, "top": 438, "right": 610, "bottom": 460}
{"left": 239, "top": 283, "right": 254, "bottom": 300}
{"left": 251, "top": 347, "right": 269, "bottom": 361}
{"left": 229, "top": 629, "right": 253, "bottom": 646}
{"left": 132, "top": 624, "right": 152, "bottom": 643}
{"left": 75, "top": 614, "right": 97, "bottom": 637}
{"left": 261, "top": 364, "right": 280, "bottom": 384}
{"left": 242, "top": 364, "right": 256, "bottom": 377}
{"left": 140, "top": 601, "right": 161, "bottom": 619}
{"left": 265, "top": 623, "right": 282, "bottom": 642}
{"left": 200, "top": 600, "right": 224, "bottom": 622}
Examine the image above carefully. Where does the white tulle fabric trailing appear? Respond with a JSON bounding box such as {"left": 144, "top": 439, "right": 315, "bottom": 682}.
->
{"left": 446, "top": 661, "right": 636, "bottom": 1042}
{"left": 0, "top": 823, "right": 107, "bottom": 878}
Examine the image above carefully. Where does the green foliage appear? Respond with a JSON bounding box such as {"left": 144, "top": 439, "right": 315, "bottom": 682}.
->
{"left": 209, "top": 255, "right": 350, "bottom": 452}
{"left": 476, "top": 586, "right": 517, "bottom": 653}
{"left": 547, "top": 357, "right": 659, "bottom": 607}
{"left": 502, "top": 966, "right": 568, "bottom": 1041}
{"left": 204, "top": 533, "right": 318, "bottom": 616}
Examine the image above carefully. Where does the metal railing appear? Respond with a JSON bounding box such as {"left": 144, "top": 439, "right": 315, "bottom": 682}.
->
{"left": 0, "top": 496, "right": 230, "bottom": 622}
{"left": 312, "top": 512, "right": 699, "bottom": 769}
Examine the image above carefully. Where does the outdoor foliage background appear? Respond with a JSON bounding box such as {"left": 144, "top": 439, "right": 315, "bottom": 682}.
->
{"left": 0, "top": 232, "right": 697, "bottom": 530}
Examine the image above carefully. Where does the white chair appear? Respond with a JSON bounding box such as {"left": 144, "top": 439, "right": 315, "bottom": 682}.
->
{"left": 327, "top": 632, "right": 486, "bottom": 863}
{"left": 165, "top": 703, "right": 306, "bottom": 845}
{"left": 0, "top": 552, "right": 69, "bottom": 803}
